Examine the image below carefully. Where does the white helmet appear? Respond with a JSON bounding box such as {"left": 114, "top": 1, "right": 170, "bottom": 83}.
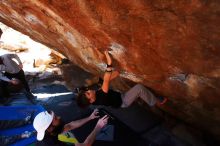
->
{"left": 33, "top": 111, "right": 54, "bottom": 141}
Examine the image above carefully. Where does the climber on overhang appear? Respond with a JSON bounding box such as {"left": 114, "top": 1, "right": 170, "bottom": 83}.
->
{"left": 0, "top": 28, "right": 35, "bottom": 102}
{"left": 76, "top": 50, "right": 167, "bottom": 109}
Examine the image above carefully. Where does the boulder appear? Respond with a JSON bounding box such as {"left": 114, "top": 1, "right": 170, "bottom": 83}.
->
{"left": 0, "top": 0, "right": 219, "bottom": 139}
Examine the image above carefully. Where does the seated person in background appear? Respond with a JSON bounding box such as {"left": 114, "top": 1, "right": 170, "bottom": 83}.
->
{"left": 76, "top": 51, "right": 167, "bottom": 109}
{"left": 0, "top": 53, "right": 33, "bottom": 97}
{"left": 0, "top": 28, "right": 34, "bottom": 99}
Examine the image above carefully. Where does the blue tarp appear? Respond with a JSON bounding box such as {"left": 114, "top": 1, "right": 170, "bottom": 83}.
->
{"left": 0, "top": 105, "right": 45, "bottom": 146}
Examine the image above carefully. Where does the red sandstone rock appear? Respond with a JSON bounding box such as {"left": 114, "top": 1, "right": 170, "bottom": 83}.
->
{"left": 0, "top": 0, "right": 220, "bottom": 138}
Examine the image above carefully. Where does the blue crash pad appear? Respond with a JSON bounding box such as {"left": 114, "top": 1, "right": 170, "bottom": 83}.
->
{"left": 0, "top": 105, "right": 45, "bottom": 146}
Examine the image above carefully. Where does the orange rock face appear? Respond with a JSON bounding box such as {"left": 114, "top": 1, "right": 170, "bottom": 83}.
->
{"left": 0, "top": 0, "right": 220, "bottom": 138}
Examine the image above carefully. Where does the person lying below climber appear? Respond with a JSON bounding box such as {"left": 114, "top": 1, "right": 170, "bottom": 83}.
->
{"left": 0, "top": 28, "right": 34, "bottom": 100}
{"left": 76, "top": 51, "right": 167, "bottom": 109}
{"left": 34, "top": 109, "right": 108, "bottom": 146}
{"left": 0, "top": 105, "right": 108, "bottom": 146}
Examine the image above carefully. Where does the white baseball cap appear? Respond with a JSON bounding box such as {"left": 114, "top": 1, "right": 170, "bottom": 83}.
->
{"left": 33, "top": 111, "right": 54, "bottom": 141}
